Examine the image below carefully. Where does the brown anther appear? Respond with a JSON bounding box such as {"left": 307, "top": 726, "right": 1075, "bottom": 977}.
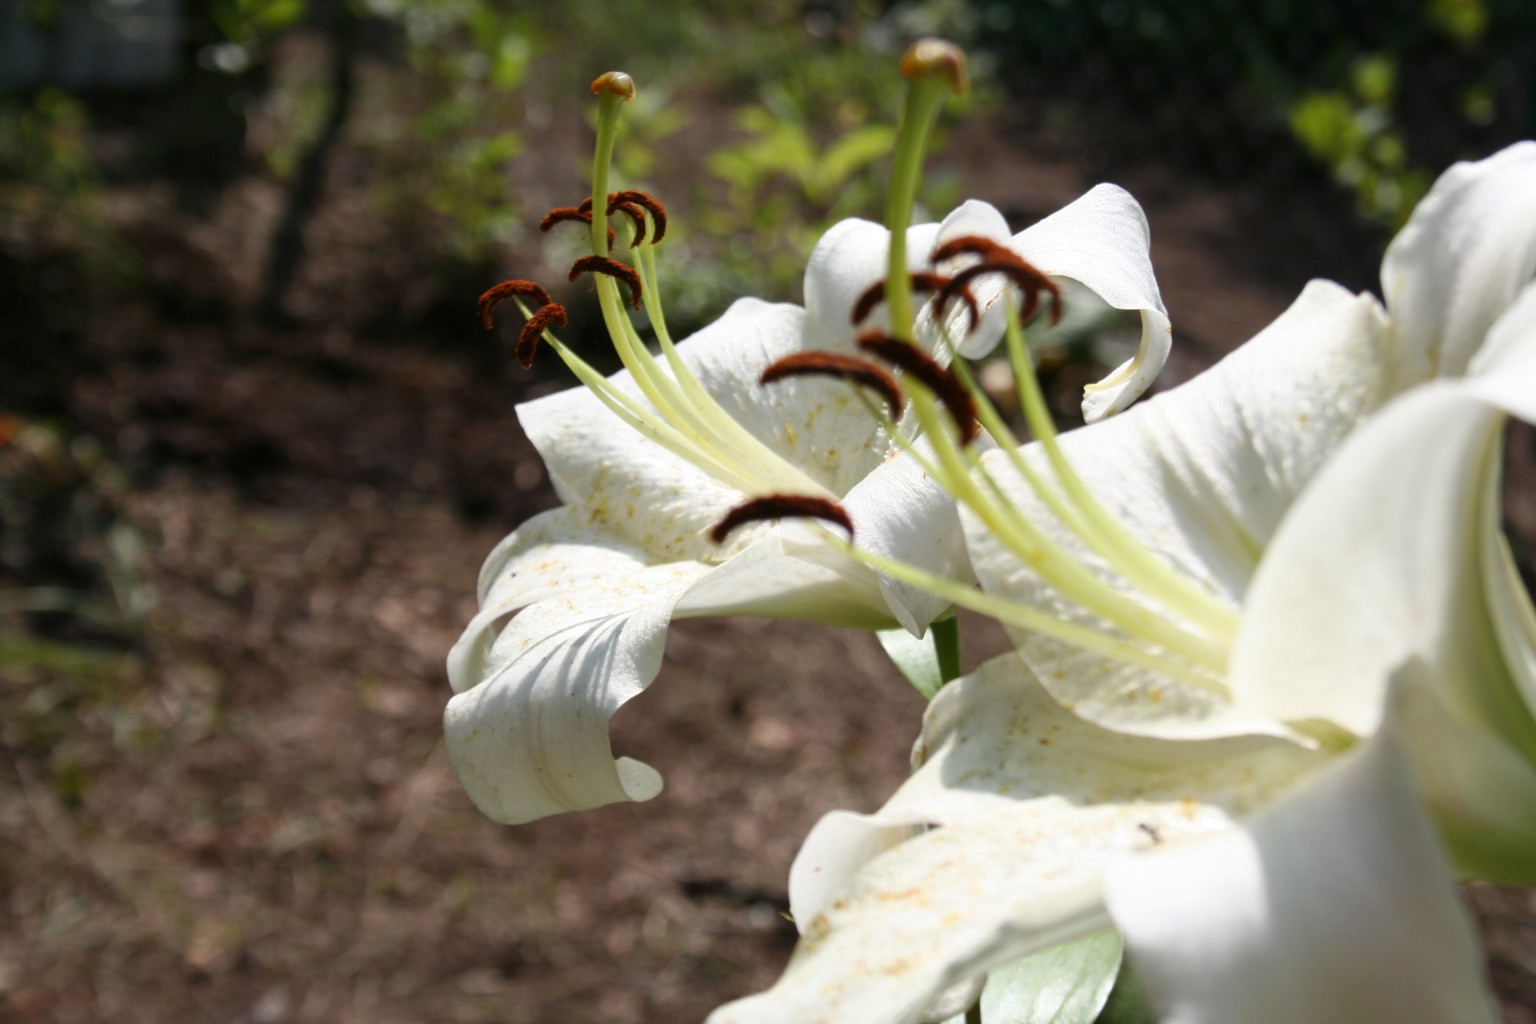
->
{"left": 517, "top": 303, "right": 568, "bottom": 369}
{"left": 858, "top": 332, "right": 979, "bottom": 445}
{"left": 933, "top": 236, "right": 1062, "bottom": 326}
{"left": 539, "top": 205, "right": 590, "bottom": 232}
{"left": 610, "top": 190, "right": 668, "bottom": 244}
{"left": 760, "top": 352, "right": 904, "bottom": 421}
{"left": 591, "top": 71, "right": 636, "bottom": 101}
{"left": 568, "top": 255, "right": 643, "bottom": 309}
{"left": 710, "top": 495, "right": 854, "bottom": 545}
{"left": 937, "top": 281, "right": 981, "bottom": 333}
{"left": 899, "top": 38, "right": 968, "bottom": 95}
{"left": 930, "top": 235, "right": 1013, "bottom": 264}
{"left": 478, "top": 279, "right": 553, "bottom": 329}
{"left": 539, "top": 203, "right": 616, "bottom": 247}
{"left": 851, "top": 272, "right": 979, "bottom": 334}
{"left": 608, "top": 198, "right": 648, "bottom": 247}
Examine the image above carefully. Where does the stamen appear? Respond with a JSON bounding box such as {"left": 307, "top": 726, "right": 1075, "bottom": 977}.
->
{"left": 933, "top": 236, "right": 1062, "bottom": 326}
{"left": 607, "top": 196, "right": 648, "bottom": 246}
{"left": 611, "top": 190, "right": 668, "bottom": 244}
{"left": 568, "top": 255, "right": 643, "bottom": 309}
{"left": 478, "top": 279, "right": 552, "bottom": 329}
{"left": 858, "top": 332, "right": 978, "bottom": 444}
{"left": 539, "top": 205, "right": 617, "bottom": 247}
{"left": 710, "top": 495, "right": 855, "bottom": 544}
{"left": 760, "top": 352, "right": 904, "bottom": 421}
{"left": 517, "top": 303, "right": 568, "bottom": 368}
{"left": 851, "top": 272, "right": 978, "bottom": 333}
{"left": 929, "top": 235, "right": 1010, "bottom": 262}
{"left": 540, "top": 205, "right": 591, "bottom": 232}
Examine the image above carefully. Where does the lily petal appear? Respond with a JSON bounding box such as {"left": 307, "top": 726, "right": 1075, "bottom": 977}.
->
{"left": 1016, "top": 185, "right": 1173, "bottom": 421}
{"left": 803, "top": 217, "right": 941, "bottom": 351}
{"left": 782, "top": 439, "right": 976, "bottom": 636}
{"left": 1389, "top": 658, "right": 1536, "bottom": 883}
{"left": 967, "top": 281, "right": 1389, "bottom": 738}
{"left": 1380, "top": 141, "right": 1536, "bottom": 385}
{"left": 1230, "top": 383, "right": 1536, "bottom": 744}
{"left": 447, "top": 530, "right": 897, "bottom": 825}
{"left": 1230, "top": 289, "right": 1536, "bottom": 877}
{"left": 450, "top": 506, "right": 655, "bottom": 695}
{"left": 716, "top": 654, "right": 1317, "bottom": 1024}
{"left": 519, "top": 297, "right": 891, "bottom": 547}
{"left": 934, "top": 189, "right": 1172, "bottom": 420}
{"left": 1104, "top": 724, "right": 1498, "bottom": 1024}
{"left": 444, "top": 555, "right": 708, "bottom": 823}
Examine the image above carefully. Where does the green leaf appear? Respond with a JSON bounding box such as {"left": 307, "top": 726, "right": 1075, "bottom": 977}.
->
{"left": 1095, "top": 958, "right": 1159, "bottom": 1024}
{"left": 877, "top": 626, "right": 943, "bottom": 700}
{"left": 813, "top": 124, "right": 896, "bottom": 199}
{"left": 984, "top": 931, "right": 1124, "bottom": 1024}
{"left": 937, "top": 932, "right": 1125, "bottom": 1024}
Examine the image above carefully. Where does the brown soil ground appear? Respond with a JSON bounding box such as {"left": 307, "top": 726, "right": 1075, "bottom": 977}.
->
{"left": 3, "top": 99, "right": 1534, "bottom": 1024}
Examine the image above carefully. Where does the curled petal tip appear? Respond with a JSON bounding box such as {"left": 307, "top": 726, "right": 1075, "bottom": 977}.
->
{"left": 900, "top": 38, "right": 968, "bottom": 95}
{"left": 591, "top": 71, "right": 636, "bottom": 101}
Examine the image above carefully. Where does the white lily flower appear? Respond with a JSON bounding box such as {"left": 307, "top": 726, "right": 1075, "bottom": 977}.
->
{"left": 711, "top": 143, "right": 1536, "bottom": 1024}
{"left": 445, "top": 63, "right": 1171, "bottom": 825}
{"left": 933, "top": 189, "right": 1172, "bottom": 420}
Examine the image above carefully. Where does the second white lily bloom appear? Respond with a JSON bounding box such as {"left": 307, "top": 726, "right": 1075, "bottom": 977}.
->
{"left": 713, "top": 143, "right": 1536, "bottom": 1024}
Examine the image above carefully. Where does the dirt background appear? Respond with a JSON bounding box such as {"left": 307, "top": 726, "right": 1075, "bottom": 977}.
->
{"left": 4, "top": 50, "right": 1536, "bottom": 1024}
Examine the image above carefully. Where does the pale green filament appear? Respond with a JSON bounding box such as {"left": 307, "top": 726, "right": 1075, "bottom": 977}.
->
{"left": 842, "top": 541, "right": 1229, "bottom": 696}
{"left": 907, "top": 383, "right": 1229, "bottom": 672}
{"left": 567, "top": 88, "right": 833, "bottom": 501}
{"left": 514, "top": 299, "right": 763, "bottom": 494}
{"left": 1002, "top": 311, "right": 1240, "bottom": 643}
{"left": 629, "top": 230, "right": 822, "bottom": 494}
{"left": 858, "top": 48, "right": 1235, "bottom": 690}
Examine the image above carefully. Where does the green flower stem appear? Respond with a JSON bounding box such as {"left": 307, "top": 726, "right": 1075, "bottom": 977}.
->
{"left": 932, "top": 614, "right": 962, "bottom": 685}
{"left": 583, "top": 81, "right": 830, "bottom": 500}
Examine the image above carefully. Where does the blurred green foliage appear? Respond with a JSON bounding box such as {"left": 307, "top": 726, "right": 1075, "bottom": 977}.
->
{"left": 0, "top": 418, "right": 155, "bottom": 802}
{"left": 971, "top": 0, "right": 1531, "bottom": 228}
{"left": 696, "top": 94, "right": 961, "bottom": 320}
{"left": 0, "top": 89, "right": 126, "bottom": 276}
{"left": 0, "top": 419, "right": 155, "bottom": 632}
{"left": 193, "top": 0, "right": 983, "bottom": 304}
{"left": 361, "top": 2, "right": 538, "bottom": 260}
{"left": 1288, "top": 55, "right": 1429, "bottom": 227}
